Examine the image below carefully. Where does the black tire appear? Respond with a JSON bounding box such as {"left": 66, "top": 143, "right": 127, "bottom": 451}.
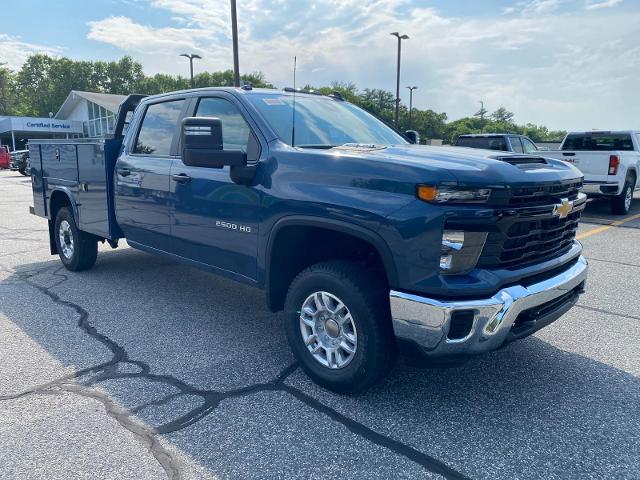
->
{"left": 611, "top": 175, "right": 635, "bottom": 215}
{"left": 18, "top": 168, "right": 27, "bottom": 176}
{"left": 54, "top": 207, "right": 98, "bottom": 271}
{"left": 284, "top": 260, "right": 396, "bottom": 394}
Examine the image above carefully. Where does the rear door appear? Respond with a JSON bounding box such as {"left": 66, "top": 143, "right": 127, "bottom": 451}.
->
{"left": 114, "top": 98, "right": 187, "bottom": 252}
{"left": 170, "top": 94, "right": 262, "bottom": 281}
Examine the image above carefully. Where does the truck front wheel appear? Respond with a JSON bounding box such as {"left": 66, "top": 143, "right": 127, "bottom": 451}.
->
{"left": 54, "top": 207, "right": 98, "bottom": 271}
{"left": 284, "top": 261, "right": 396, "bottom": 394}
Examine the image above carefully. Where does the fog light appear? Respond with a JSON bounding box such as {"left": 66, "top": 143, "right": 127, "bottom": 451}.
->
{"left": 440, "top": 230, "right": 488, "bottom": 275}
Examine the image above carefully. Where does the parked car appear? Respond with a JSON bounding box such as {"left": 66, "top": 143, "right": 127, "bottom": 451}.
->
{"left": 26, "top": 88, "right": 588, "bottom": 393}
{"left": 9, "top": 149, "right": 30, "bottom": 176}
{"left": 455, "top": 134, "right": 539, "bottom": 154}
{"left": 544, "top": 131, "right": 640, "bottom": 214}
{"left": 0, "top": 146, "right": 10, "bottom": 169}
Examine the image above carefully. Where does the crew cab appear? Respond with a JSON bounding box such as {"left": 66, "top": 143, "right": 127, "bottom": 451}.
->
{"left": 544, "top": 131, "right": 640, "bottom": 214}
{"left": 27, "top": 88, "right": 588, "bottom": 393}
{"left": 455, "top": 134, "right": 539, "bottom": 154}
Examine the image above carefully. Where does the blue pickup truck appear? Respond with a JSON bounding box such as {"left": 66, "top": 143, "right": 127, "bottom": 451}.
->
{"left": 28, "top": 87, "right": 588, "bottom": 393}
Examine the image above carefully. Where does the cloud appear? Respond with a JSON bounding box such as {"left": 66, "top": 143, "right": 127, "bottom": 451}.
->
{"left": 0, "top": 34, "right": 63, "bottom": 70}
{"left": 502, "top": 0, "right": 564, "bottom": 16}
{"left": 86, "top": 16, "right": 214, "bottom": 54}
{"left": 83, "top": 1, "right": 640, "bottom": 130}
{"left": 586, "top": 0, "right": 623, "bottom": 9}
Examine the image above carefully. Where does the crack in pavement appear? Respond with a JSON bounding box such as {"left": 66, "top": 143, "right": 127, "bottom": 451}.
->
{"left": 585, "top": 256, "right": 640, "bottom": 268}
{"left": 575, "top": 303, "right": 640, "bottom": 321}
{"left": 0, "top": 261, "right": 470, "bottom": 480}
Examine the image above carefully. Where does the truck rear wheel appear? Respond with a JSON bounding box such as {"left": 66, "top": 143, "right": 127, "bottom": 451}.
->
{"left": 611, "top": 175, "right": 635, "bottom": 215}
{"left": 54, "top": 207, "right": 98, "bottom": 271}
{"left": 284, "top": 261, "right": 396, "bottom": 394}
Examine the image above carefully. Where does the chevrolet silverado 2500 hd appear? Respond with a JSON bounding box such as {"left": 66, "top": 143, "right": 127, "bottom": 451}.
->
{"left": 28, "top": 88, "right": 588, "bottom": 393}
{"left": 544, "top": 131, "right": 640, "bottom": 214}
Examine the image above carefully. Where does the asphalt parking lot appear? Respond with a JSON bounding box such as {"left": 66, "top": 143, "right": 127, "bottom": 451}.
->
{"left": 0, "top": 169, "right": 638, "bottom": 480}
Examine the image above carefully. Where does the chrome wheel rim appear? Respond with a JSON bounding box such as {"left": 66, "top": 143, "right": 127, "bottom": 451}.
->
{"left": 625, "top": 187, "right": 632, "bottom": 211}
{"left": 58, "top": 220, "right": 74, "bottom": 259}
{"left": 299, "top": 291, "right": 357, "bottom": 369}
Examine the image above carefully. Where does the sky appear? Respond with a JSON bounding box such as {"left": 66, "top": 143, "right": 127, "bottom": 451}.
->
{"left": 1, "top": 0, "right": 639, "bottom": 130}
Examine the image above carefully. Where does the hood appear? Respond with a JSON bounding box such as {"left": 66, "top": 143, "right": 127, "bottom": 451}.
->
{"left": 331, "top": 144, "right": 583, "bottom": 187}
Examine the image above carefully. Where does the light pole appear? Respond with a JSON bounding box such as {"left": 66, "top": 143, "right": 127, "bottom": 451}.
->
{"left": 390, "top": 32, "right": 409, "bottom": 128}
{"left": 230, "top": 0, "right": 240, "bottom": 87}
{"left": 406, "top": 85, "right": 418, "bottom": 129}
{"left": 180, "top": 53, "right": 202, "bottom": 88}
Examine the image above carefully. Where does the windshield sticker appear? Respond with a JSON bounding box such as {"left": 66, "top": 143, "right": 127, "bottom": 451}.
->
{"left": 263, "top": 98, "right": 285, "bottom": 106}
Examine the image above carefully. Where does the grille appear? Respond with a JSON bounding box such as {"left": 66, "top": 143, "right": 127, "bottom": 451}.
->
{"left": 478, "top": 209, "right": 583, "bottom": 269}
{"left": 508, "top": 180, "right": 582, "bottom": 206}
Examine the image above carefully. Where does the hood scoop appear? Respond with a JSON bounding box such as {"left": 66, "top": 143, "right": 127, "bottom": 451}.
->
{"left": 493, "top": 155, "right": 548, "bottom": 166}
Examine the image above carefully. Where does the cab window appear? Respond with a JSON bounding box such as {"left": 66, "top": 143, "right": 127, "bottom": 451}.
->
{"left": 195, "top": 98, "right": 249, "bottom": 149}
{"left": 133, "top": 99, "right": 185, "bottom": 156}
{"left": 510, "top": 136, "right": 524, "bottom": 153}
{"left": 521, "top": 137, "right": 538, "bottom": 154}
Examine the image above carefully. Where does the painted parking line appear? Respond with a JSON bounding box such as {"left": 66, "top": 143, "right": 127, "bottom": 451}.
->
{"left": 577, "top": 212, "right": 640, "bottom": 240}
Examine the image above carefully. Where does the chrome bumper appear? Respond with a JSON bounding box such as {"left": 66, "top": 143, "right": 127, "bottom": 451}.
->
{"left": 389, "top": 256, "right": 588, "bottom": 357}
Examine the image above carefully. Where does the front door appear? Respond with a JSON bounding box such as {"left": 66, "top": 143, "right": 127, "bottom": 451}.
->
{"left": 115, "top": 98, "right": 186, "bottom": 252}
{"left": 170, "top": 95, "right": 262, "bottom": 281}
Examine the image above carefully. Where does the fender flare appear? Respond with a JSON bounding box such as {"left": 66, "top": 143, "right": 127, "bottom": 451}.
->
{"left": 48, "top": 187, "right": 79, "bottom": 222}
{"left": 264, "top": 215, "right": 399, "bottom": 287}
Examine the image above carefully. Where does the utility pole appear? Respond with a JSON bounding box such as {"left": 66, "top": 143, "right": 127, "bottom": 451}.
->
{"left": 390, "top": 32, "right": 409, "bottom": 128}
{"left": 476, "top": 100, "right": 487, "bottom": 132}
{"left": 230, "top": 0, "right": 240, "bottom": 87}
{"left": 406, "top": 86, "right": 418, "bottom": 129}
{"left": 179, "top": 53, "right": 202, "bottom": 88}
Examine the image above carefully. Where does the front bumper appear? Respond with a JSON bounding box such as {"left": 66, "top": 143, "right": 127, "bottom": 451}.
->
{"left": 389, "top": 256, "right": 588, "bottom": 358}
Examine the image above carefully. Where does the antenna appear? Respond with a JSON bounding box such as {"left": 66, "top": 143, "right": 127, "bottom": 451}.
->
{"left": 291, "top": 56, "right": 297, "bottom": 147}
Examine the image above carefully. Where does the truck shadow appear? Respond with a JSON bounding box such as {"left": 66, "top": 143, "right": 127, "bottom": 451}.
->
{"left": 2, "top": 249, "right": 638, "bottom": 479}
{"left": 581, "top": 191, "right": 640, "bottom": 227}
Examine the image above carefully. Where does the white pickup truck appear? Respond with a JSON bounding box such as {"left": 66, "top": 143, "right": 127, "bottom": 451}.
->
{"left": 544, "top": 131, "right": 640, "bottom": 214}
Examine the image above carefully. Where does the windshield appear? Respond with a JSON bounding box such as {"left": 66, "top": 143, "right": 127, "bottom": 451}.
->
{"left": 247, "top": 93, "right": 407, "bottom": 147}
{"left": 562, "top": 133, "right": 634, "bottom": 151}
{"left": 456, "top": 136, "right": 508, "bottom": 151}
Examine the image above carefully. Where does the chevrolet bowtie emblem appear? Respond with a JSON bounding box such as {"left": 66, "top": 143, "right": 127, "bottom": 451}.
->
{"left": 553, "top": 198, "right": 573, "bottom": 219}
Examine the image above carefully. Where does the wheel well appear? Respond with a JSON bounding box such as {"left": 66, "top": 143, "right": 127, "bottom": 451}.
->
{"left": 627, "top": 169, "right": 636, "bottom": 185}
{"left": 49, "top": 190, "right": 72, "bottom": 221}
{"left": 266, "top": 225, "right": 389, "bottom": 312}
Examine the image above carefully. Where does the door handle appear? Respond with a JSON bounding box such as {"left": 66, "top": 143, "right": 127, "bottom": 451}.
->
{"left": 171, "top": 173, "right": 191, "bottom": 183}
{"left": 118, "top": 168, "right": 131, "bottom": 177}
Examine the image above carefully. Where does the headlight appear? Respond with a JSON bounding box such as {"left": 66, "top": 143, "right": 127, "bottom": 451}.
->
{"left": 417, "top": 185, "right": 491, "bottom": 204}
{"left": 440, "top": 230, "right": 487, "bottom": 275}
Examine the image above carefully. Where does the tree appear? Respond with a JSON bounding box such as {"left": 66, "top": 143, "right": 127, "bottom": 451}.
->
{"left": 491, "top": 107, "right": 515, "bottom": 123}
{"left": 0, "top": 64, "right": 16, "bottom": 115}
{"left": 3, "top": 54, "right": 566, "bottom": 145}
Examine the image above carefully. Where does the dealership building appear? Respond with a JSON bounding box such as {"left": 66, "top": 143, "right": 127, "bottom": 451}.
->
{"left": 0, "top": 90, "right": 126, "bottom": 151}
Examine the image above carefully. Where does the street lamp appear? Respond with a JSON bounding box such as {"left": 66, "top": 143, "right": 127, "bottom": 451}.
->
{"left": 390, "top": 32, "right": 409, "bottom": 128}
{"left": 179, "top": 53, "right": 202, "bottom": 88}
{"left": 406, "top": 86, "right": 418, "bottom": 129}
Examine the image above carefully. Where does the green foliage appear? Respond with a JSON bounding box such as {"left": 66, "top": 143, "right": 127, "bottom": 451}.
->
{"left": 0, "top": 64, "right": 17, "bottom": 115}
{"left": 491, "top": 107, "right": 515, "bottom": 123}
{"left": 2, "top": 54, "right": 565, "bottom": 144}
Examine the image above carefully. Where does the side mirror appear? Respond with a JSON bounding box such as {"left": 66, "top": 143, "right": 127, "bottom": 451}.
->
{"left": 405, "top": 130, "right": 420, "bottom": 144}
{"left": 182, "top": 117, "right": 247, "bottom": 168}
